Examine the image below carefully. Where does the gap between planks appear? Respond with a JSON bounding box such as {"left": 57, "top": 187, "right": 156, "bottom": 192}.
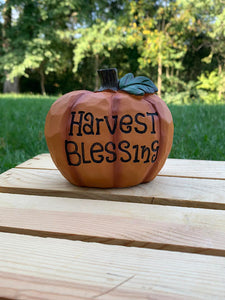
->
{"left": 1, "top": 232, "right": 225, "bottom": 299}
{"left": 0, "top": 167, "right": 225, "bottom": 210}
{"left": 15, "top": 153, "right": 225, "bottom": 180}
{"left": 1, "top": 193, "right": 225, "bottom": 257}
{"left": 1, "top": 226, "right": 225, "bottom": 258}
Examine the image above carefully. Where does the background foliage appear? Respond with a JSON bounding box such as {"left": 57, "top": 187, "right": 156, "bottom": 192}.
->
{"left": 0, "top": 0, "right": 224, "bottom": 103}
{"left": 0, "top": 1, "right": 225, "bottom": 172}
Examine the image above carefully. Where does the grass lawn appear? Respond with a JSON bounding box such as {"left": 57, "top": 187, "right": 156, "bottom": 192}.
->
{"left": 0, "top": 94, "right": 225, "bottom": 174}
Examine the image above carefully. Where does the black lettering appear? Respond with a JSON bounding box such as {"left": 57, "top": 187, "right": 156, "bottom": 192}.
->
{"left": 141, "top": 145, "right": 150, "bottom": 163}
{"left": 132, "top": 144, "right": 140, "bottom": 163}
{"left": 146, "top": 112, "right": 158, "bottom": 134}
{"left": 69, "top": 111, "right": 84, "bottom": 136}
{"left": 151, "top": 140, "right": 159, "bottom": 162}
{"left": 120, "top": 114, "right": 133, "bottom": 133}
{"left": 83, "top": 112, "right": 94, "bottom": 135}
{"left": 96, "top": 118, "right": 104, "bottom": 135}
{"left": 65, "top": 140, "right": 81, "bottom": 166}
{"left": 118, "top": 140, "right": 131, "bottom": 162}
{"left": 105, "top": 142, "right": 117, "bottom": 163}
{"left": 90, "top": 142, "right": 104, "bottom": 163}
{"left": 81, "top": 142, "right": 91, "bottom": 164}
{"left": 104, "top": 115, "right": 118, "bottom": 134}
{"left": 134, "top": 113, "right": 147, "bottom": 134}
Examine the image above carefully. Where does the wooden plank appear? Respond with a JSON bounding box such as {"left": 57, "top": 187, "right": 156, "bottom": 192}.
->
{"left": 1, "top": 232, "right": 225, "bottom": 299}
{"left": 1, "top": 193, "right": 225, "bottom": 255}
{"left": 16, "top": 153, "right": 225, "bottom": 180}
{"left": 0, "top": 167, "right": 225, "bottom": 209}
{"left": 16, "top": 153, "right": 56, "bottom": 170}
{"left": 160, "top": 158, "right": 225, "bottom": 180}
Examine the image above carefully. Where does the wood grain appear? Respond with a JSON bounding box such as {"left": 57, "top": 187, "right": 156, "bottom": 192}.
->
{"left": 1, "top": 167, "right": 225, "bottom": 209}
{"left": 16, "top": 153, "right": 56, "bottom": 170}
{"left": 160, "top": 158, "right": 225, "bottom": 180}
{"left": 16, "top": 153, "right": 225, "bottom": 180}
{"left": 1, "top": 193, "right": 225, "bottom": 255}
{"left": 1, "top": 232, "right": 225, "bottom": 299}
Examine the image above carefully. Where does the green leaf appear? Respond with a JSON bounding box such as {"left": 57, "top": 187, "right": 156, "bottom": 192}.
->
{"left": 119, "top": 73, "right": 134, "bottom": 88}
{"left": 121, "top": 84, "right": 156, "bottom": 95}
{"left": 119, "top": 73, "right": 158, "bottom": 95}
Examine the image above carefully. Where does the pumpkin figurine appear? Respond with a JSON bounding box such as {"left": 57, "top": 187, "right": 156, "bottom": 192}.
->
{"left": 45, "top": 68, "right": 173, "bottom": 188}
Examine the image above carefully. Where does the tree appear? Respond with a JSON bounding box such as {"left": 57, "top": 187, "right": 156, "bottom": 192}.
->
{"left": 73, "top": 20, "right": 124, "bottom": 90}
{"left": 121, "top": 0, "right": 189, "bottom": 96}
{"left": 1, "top": 0, "right": 20, "bottom": 93}
{"left": 1, "top": 0, "right": 81, "bottom": 94}
{"left": 206, "top": 1, "right": 225, "bottom": 100}
{"left": 0, "top": 0, "right": 224, "bottom": 99}
{"left": 180, "top": 0, "right": 225, "bottom": 100}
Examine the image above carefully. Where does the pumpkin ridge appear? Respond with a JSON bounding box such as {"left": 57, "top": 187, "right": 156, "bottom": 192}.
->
{"left": 65, "top": 92, "right": 89, "bottom": 187}
{"left": 45, "top": 91, "right": 87, "bottom": 186}
{"left": 142, "top": 94, "right": 173, "bottom": 182}
{"left": 144, "top": 98, "right": 161, "bottom": 182}
{"left": 111, "top": 92, "right": 121, "bottom": 187}
{"left": 141, "top": 97, "right": 160, "bottom": 183}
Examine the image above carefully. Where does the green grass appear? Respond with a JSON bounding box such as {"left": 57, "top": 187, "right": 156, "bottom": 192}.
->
{"left": 169, "top": 104, "right": 225, "bottom": 160}
{"left": 0, "top": 94, "right": 225, "bottom": 174}
{"left": 0, "top": 94, "right": 57, "bottom": 173}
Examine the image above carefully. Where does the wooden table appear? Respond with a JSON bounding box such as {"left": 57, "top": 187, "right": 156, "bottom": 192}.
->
{"left": 0, "top": 154, "right": 225, "bottom": 299}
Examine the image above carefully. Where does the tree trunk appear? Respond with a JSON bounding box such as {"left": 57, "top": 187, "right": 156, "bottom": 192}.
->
{"left": 2, "top": 0, "right": 11, "bottom": 50}
{"left": 95, "top": 54, "right": 100, "bottom": 91}
{"left": 166, "top": 67, "right": 170, "bottom": 78}
{"left": 218, "top": 63, "right": 222, "bottom": 100}
{"left": 3, "top": 75, "right": 20, "bottom": 93}
{"left": 2, "top": 0, "right": 20, "bottom": 93}
{"left": 40, "top": 68, "right": 46, "bottom": 95}
{"left": 157, "top": 53, "right": 162, "bottom": 97}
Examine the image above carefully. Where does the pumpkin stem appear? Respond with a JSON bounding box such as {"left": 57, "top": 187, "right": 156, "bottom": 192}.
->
{"left": 97, "top": 68, "right": 119, "bottom": 91}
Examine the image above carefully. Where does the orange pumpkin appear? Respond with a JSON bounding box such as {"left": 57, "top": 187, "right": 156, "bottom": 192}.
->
{"left": 45, "top": 68, "right": 173, "bottom": 188}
